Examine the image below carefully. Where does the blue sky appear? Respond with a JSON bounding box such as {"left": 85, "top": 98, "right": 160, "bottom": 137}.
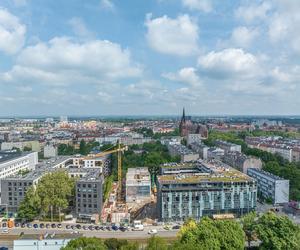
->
{"left": 0, "top": 0, "right": 300, "bottom": 116}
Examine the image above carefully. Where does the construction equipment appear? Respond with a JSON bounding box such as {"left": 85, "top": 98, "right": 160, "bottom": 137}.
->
{"left": 84, "top": 141, "right": 127, "bottom": 201}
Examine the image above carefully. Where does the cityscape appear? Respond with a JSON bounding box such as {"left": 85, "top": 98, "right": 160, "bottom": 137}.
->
{"left": 1, "top": 0, "right": 300, "bottom": 250}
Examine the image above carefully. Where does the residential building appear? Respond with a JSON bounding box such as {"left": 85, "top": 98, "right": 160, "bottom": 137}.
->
{"left": 167, "top": 143, "right": 199, "bottom": 162}
{"left": 43, "top": 144, "right": 58, "bottom": 158}
{"left": 247, "top": 168, "right": 289, "bottom": 204}
{"left": 215, "top": 140, "right": 241, "bottom": 153}
{"left": 221, "top": 151, "right": 262, "bottom": 174}
{"left": 157, "top": 160, "right": 257, "bottom": 222}
{"left": 126, "top": 167, "right": 151, "bottom": 203}
{"left": 1, "top": 140, "right": 41, "bottom": 152}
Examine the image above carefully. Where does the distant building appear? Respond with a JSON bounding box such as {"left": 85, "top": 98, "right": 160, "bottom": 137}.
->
{"left": 157, "top": 160, "right": 257, "bottom": 222}
{"left": 215, "top": 140, "right": 241, "bottom": 153}
{"left": 190, "top": 142, "right": 209, "bottom": 160}
{"left": 247, "top": 168, "right": 289, "bottom": 204}
{"left": 221, "top": 151, "right": 262, "bottom": 174}
{"left": 60, "top": 116, "right": 68, "bottom": 123}
{"left": 126, "top": 168, "right": 151, "bottom": 203}
{"left": 167, "top": 143, "right": 199, "bottom": 162}
{"left": 1, "top": 141, "right": 41, "bottom": 152}
{"left": 179, "top": 108, "right": 208, "bottom": 138}
{"left": 43, "top": 144, "right": 58, "bottom": 158}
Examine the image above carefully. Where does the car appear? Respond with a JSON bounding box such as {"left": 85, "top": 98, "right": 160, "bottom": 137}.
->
{"left": 33, "top": 224, "right": 38, "bottom": 229}
{"left": 27, "top": 223, "right": 32, "bottom": 228}
{"left": 163, "top": 225, "right": 171, "bottom": 230}
{"left": 172, "top": 225, "right": 181, "bottom": 230}
{"left": 46, "top": 224, "right": 51, "bottom": 229}
{"left": 57, "top": 224, "right": 62, "bottom": 228}
{"left": 39, "top": 223, "right": 45, "bottom": 229}
{"left": 21, "top": 223, "right": 26, "bottom": 228}
{"left": 76, "top": 224, "right": 81, "bottom": 230}
{"left": 1, "top": 228, "right": 9, "bottom": 234}
{"left": 51, "top": 224, "right": 56, "bottom": 228}
{"left": 83, "top": 225, "right": 88, "bottom": 230}
{"left": 66, "top": 224, "right": 71, "bottom": 229}
{"left": 95, "top": 226, "right": 100, "bottom": 230}
{"left": 106, "top": 226, "right": 111, "bottom": 231}
{"left": 88, "top": 225, "right": 94, "bottom": 231}
{"left": 100, "top": 226, "right": 105, "bottom": 230}
{"left": 71, "top": 225, "right": 76, "bottom": 230}
{"left": 148, "top": 229, "right": 158, "bottom": 235}
{"left": 112, "top": 225, "right": 119, "bottom": 231}
{"left": 119, "top": 226, "right": 126, "bottom": 232}
{"left": 14, "top": 223, "right": 20, "bottom": 227}
{"left": 2, "top": 223, "right": 7, "bottom": 228}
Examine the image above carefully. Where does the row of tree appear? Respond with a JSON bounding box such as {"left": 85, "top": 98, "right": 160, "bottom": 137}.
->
{"left": 18, "top": 171, "right": 75, "bottom": 221}
{"left": 61, "top": 212, "right": 300, "bottom": 250}
{"left": 58, "top": 140, "right": 100, "bottom": 156}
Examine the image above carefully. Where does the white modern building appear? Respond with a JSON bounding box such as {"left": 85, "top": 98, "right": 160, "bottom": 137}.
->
{"left": 247, "top": 168, "right": 289, "bottom": 204}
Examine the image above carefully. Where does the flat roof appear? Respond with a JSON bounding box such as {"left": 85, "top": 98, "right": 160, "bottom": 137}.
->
{"left": 0, "top": 151, "right": 33, "bottom": 165}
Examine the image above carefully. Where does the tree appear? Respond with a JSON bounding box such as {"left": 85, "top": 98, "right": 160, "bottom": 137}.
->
{"left": 255, "top": 212, "right": 300, "bottom": 250}
{"left": 242, "top": 212, "right": 257, "bottom": 248}
{"left": 36, "top": 171, "right": 75, "bottom": 219}
{"left": 61, "top": 237, "right": 107, "bottom": 250}
{"left": 177, "top": 217, "right": 245, "bottom": 250}
{"left": 79, "top": 139, "right": 87, "bottom": 155}
{"left": 23, "top": 146, "right": 32, "bottom": 151}
{"left": 17, "top": 186, "right": 41, "bottom": 221}
{"left": 145, "top": 236, "right": 168, "bottom": 250}
{"left": 104, "top": 238, "right": 137, "bottom": 250}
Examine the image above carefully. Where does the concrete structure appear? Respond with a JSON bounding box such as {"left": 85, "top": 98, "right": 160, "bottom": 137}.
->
{"left": 215, "top": 140, "right": 241, "bottom": 153}
{"left": 247, "top": 168, "right": 289, "bottom": 204}
{"left": 43, "top": 144, "right": 58, "bottom": 158}
{"left": 126, "top": 167, "right": 151, "bottom": 203}
{"left": 157, "top": 160, "right": 257, "bottom": 222}
{"left": 221, "top": 151, "right": 262, "bottom": 174}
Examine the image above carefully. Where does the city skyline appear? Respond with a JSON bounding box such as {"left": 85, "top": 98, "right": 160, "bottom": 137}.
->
{"left": 0, "top": 0, "right": 300, "bottom": 116}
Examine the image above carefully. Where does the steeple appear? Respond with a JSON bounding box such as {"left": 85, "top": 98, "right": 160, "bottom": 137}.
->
{"left": 182, "top": 107, "right": 186, "bottom": 122}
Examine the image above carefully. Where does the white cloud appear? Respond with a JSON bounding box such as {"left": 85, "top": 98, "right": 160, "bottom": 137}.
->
{"left": 100, "top": 0, "right": 115, "bottom": 11}
{"left": 1, "top": 37, "right": 142, "bottom": 86}
{"left": 235, "top": 1, "right": 272, "bottom": 23}
{"left": 145, "top": 13, "right": 199, "bottom": 56}
{"left": 182, "top": 0, "right": 212, "bottom": 13}
{"left": 163, "top": 67, "right": 202, "bottom": 86}
{"left": 0, "top": 8, "right": 26, "bottom": 54}
{"left": 198, "top": 48, "right": 259, "bottom": 78}
{"left": 230, "top": 26, "right": 259, "bottom": 48}
{"left": 68, "top": 17, "right": 95, "bottom": 40}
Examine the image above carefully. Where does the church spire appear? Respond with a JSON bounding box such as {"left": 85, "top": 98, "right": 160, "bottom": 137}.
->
{"left": 182, "top": 107, "right": 186, "bottom": 122}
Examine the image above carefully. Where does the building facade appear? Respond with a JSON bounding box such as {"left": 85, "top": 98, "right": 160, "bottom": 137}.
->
{"left": 247, "top": 168, "right": 289, "bottom": 204}
{"left": 157, "top": 161, "right": 257, "bottom": 222}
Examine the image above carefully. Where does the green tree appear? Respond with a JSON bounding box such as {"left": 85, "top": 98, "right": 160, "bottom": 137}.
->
{"left": 17, "top": 186, "right": 41, "bottom": 221}
{"left": 104, "top": 238, "right": 135, "bottom": 250}
{"left": 61, "top": 237, "right": 107, "bottom": 250}
{"left": 145, "top": 236, "right": 168, "bottom": 250}
{"left": 255, "top": 212, "right": 300, "bottom": 250}
{"left": 177, "top": 217, "right": 245, "bottom": 250}
{"left": 37, "top": 171, "right": 75, "bottom": 219}
{"left": 23, "top": 146, "right": 32, "bottom": 151}
{"left": 79, "top": 139, "right": 87, "bottom": 155}
{"left": 242, "top": 211, "right": 257, "bottom": 248}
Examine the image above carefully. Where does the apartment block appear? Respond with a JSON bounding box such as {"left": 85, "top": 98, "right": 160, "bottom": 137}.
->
{"left": 167, "top": 143, "right": 199, "bottom": 162}
{"left": 215, "top": 140, "right": 241, "bottom": 153}
{"left": 247, "top": 168, "right": 289, "bottom": 204}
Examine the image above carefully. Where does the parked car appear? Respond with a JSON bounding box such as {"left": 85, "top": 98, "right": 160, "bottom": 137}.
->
{"left": 46, "top": 224, "right": 51, "bottom": 229}
{"left": 172, "top": 225, "right": 181, "bottom": 230}
{"left": 76, "top": 224, "right": 81, "bottom": 229}
{"left": 14, "top": 223, "right": 20, "bottom": 227}
{"left": 148, "top": 229, "right": 158, "bottom": 235}
{"left": 27, "top": 223, "right": 32, "bottom": 228}
{"left": 83, "top": 225, "right": 88, "bottom": 230}
{"left": 33, "top": 224, "right": 38, "bottom": 229}
{"left": 112, "top": 225, "right": 119, "bottom": 231}
{"left": 88, "top": 225, "right": 94, "bottom": 231}
{"left": 39, "top": 223, "right": 45, "bottom": 229}
{"left": 57, "top": 224, "right": 62, "bottom": 228}
{"left": 21, "top": 223, "right": 26, "bottom": 228}
{"left": 51, "top": 224, "right": 56, "bottom": 228}
{"left": 163, "top": 225, "right": 171, "bottom": 230}
{"left": 66, "top": 224, "right": 71, "bottom": 229}
{"left": 95, "top": 226, "right": 100, "bottom": 230}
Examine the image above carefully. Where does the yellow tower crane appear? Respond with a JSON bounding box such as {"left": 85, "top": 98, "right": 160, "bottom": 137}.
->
{"left": 84, "top": 141, "right": 127, "bottom": 201}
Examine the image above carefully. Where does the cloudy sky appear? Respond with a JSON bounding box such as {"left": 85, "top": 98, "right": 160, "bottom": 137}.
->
{"left": 0, "top": 0, "right": 299, "bottom": 116}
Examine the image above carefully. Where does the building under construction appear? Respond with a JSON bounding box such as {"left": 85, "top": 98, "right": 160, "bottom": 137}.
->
{"left": 157, "top": 160, "right": 257, "bottom": 222}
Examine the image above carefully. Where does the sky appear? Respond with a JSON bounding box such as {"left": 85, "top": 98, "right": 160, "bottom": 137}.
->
{"left": 0, "top": 0, "right": 300, "bottom": 116}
